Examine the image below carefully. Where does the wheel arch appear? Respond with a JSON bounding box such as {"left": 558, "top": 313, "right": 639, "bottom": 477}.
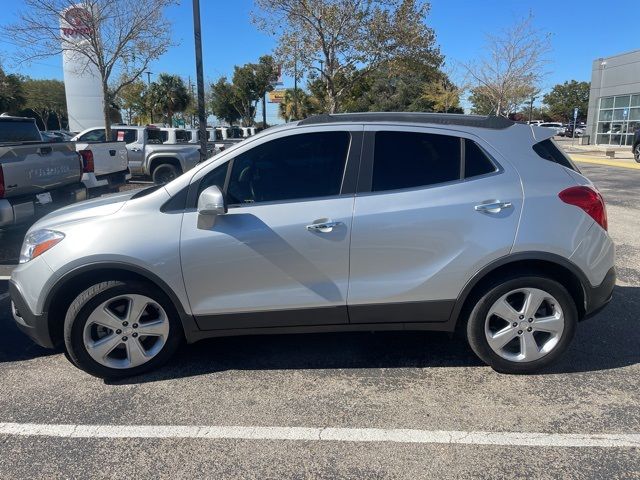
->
{"left": 44, "top": 263, "right": 197, "bottom": 347}
{"left": 149, "top": 156, "right": 183, "bottom": 176}
{"left": 450, "top": 252, "right": 588, "bottom": 331}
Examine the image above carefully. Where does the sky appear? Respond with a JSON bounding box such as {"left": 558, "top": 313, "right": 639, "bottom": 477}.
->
{"left": 0, "top": 0, "right": 638, "bottom": 122}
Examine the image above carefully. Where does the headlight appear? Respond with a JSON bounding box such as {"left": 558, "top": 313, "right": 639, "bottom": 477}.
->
{"left": 19, "top": 229, "right": 65, "bottom": 264}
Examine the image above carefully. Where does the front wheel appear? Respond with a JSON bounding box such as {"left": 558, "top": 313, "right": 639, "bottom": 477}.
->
{"left": 466, "top": 275, "right": 577, "bottom": 374}
{"left": 634, "top": 145, "right": 640, "bottom": 163}
{"left": 63, "top": 280, "right": 183, "bottom": 378}
{"left": 152, "top": 163, "right": 179, "bottom": 184}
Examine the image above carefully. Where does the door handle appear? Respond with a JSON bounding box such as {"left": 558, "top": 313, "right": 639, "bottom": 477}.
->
{"left": 130, "top": 147, "right": 141, "bottom": 152}
{"left": 474, "top": 201, "right": 512, "bottom": 214}
{"left": 306, "top": 220, "right": 343, "bottom": 233}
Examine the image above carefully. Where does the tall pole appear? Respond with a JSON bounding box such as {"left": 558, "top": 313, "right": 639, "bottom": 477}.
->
{"left": 293, "top": 43, "right": 298, "bottom": 120}
{"left": 145, "top": 71, "right": 153, "bottom": 123}
{"left": 192, "top": 0, "right": 207, "bottom": 162}
{"left": 262, "top": 94, "right": 267, "bottom": 128}
{"left": 529, "top": 96, "right": 535, "bottom": 123}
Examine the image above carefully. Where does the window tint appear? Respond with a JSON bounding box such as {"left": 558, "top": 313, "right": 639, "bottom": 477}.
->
{"left": 79, "top": 129, "right": 106, "bottom": 142}
{"left": 147, "top": 129, "right": 163, "bottom": 144}
{"left": 198, "top": 162, "right": 229, "bottom": 196}
{"left": 226, "top": 131, "right": 350, "bottom": 204}
{"left": 0, "top": 120, "right": 42, "bottom": 142}
{"left": 175, "top": 130, "right": 189, "bottom": 143}
{"left": 532, "top": 139, "right": 577, "bottom": 171}
{"left": 160, "top": 131, "right": 169, "bottom": 143}
{"left": 372, "top": 131, "right": 460, "bottom": 192}
{"left": 465, "top": 139, "right": 496, "bottom": 178}
{"left": 111, "top": 129, "right": 137, "bottom": 144}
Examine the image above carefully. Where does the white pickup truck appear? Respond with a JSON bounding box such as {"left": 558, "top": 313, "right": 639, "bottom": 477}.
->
{"left": 71, "top": 136, "right": 129, "bottom": 196}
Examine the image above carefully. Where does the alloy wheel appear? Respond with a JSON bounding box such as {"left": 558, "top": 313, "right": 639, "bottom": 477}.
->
{"left": 82, "top": 294, "right": 170, "bottom": 369}
{"left": 484, "top": 288, "right": 565, "bottom": 363}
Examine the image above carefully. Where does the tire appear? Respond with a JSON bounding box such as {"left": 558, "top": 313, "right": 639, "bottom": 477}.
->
{"left": 152, "top": 163, "right": 179, "bottom": 185}
{"left": 465, "top": 275, "right": 577, "bottom": 374}
{"left": 634, "top": 144, "right": 640, "bottom": 163}
{"left": 63, "top": 280, "right": 183, "bottom": 379}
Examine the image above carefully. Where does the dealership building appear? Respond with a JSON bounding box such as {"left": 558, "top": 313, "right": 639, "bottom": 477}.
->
{"left": 586, "top": 49, "right": 640, "bottom": 146}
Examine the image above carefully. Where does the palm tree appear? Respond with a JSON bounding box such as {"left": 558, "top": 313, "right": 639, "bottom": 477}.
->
{"left": 278, "top": 88, "right": 316, "bottom": 122}
{"left": 148, "top": 74, "right": 191, "bottom": 126}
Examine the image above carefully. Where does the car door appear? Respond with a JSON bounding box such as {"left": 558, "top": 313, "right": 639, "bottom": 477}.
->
{"left": 347, "top": 125, "right": 523, "bottom": 324}
{"left": 180, "top": 125, "right": 363, "bottom": 330}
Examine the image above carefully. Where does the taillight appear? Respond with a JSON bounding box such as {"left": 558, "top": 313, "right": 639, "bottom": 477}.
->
{"left": 559, "top": 185, "right": 607, "bottom": 231}
{"left": 79, "top": 150, "right": 94, "bottom": 173}
{"left": 0, "top": 165, "right": 4, "bottom": 198}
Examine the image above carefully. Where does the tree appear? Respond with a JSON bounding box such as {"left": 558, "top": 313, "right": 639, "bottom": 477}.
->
{"left": 6, "top": 0, "right": 176, "bottom": 138}
{"left": 147, "top": 74, "right": 190, "bottom": 126}
{"left": 229, "top": 56, "right": 278, "bottom": 126}
{"left": 421, "top": 75, "right": 463, "bottom": 113}
{"left": 116, "top": 78, "right": 147, "bottom": 125}
{"left": 278, "top": 88, "right": 317, "bottom": 121}
{"left": 0, "top": 67, "right": 26, "bottom": 114}
{"left": 209, "top": 78, "right": 241, "bottom": 126}
{"left": 463, "top": 15, "right": 550, "bottom": 116}
{"left": 543, "top": 80, "right": 590, "bottom": 122}
{"left": 253, "top": 0, "right": 442, "bottom": 113}
{"left": 23, "top": 78, "right": 66, "bottom": 129}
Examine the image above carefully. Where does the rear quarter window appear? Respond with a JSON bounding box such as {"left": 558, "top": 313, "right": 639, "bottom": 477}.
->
{"left": 532, "top": 139, "right": 579, "bottom": 171}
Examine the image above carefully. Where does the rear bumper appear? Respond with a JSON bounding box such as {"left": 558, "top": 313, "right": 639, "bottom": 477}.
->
{"left": 9, "top": 280, "right": 55, "bottom": 349}
{"left": 83, "top": 168, "right": 130, "bottom": 190}
{"left": 0, "top": 185, "right": 87, "bottom": 228}
{"left": 584, "top": 266, "right": 616, "bottom": 319}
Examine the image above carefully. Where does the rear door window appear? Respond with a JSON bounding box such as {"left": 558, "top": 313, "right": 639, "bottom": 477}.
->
{"left": 372, "top": 131, "right": 461, "bottom": 192}
{"left": 464, "top": 139, "right": 497, "bottom": 178}
{"left": 79, "top": 129, "right": 106, "bottom": 142}
{"left": 111, "top": 129, "right": 137, "bottom": 144}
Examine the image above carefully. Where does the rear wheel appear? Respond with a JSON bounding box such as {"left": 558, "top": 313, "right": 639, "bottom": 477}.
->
{"left": 634, "top": 144, "right": 640, "bottom": 163}
{"left": 466, "top": 275, "right": 577, "bottom": 374}
{"left": 64, "top": 280, "right": 182, "bottom": 378}
{"left": 152, "top": 163, "right": 179, "bottom": 184}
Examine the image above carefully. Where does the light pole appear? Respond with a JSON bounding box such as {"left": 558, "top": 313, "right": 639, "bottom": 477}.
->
{"left": 529, "top": 96, "right": 536, "bottom": 123}
{"left": 192, "top": 0, "right": 207, "bottom": 162}
{"left": 145, "top": 71, "right": 154, "bottom": 123}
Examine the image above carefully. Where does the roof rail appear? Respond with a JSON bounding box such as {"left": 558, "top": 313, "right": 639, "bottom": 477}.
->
{"left": 298, "top": 112, "right": 515, "bottom": 130}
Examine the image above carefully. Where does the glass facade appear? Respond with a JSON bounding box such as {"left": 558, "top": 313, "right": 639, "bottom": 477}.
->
{"left": 596, "top": 94, "right": 640, "bottom": 145}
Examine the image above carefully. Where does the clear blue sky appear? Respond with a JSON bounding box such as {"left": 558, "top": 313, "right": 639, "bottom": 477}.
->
{"left": 0, "top": 0, "right": 637, "bottom": 121}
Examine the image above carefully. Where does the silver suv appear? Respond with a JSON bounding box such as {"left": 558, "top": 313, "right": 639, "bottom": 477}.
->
{"left": 9, "top": 113, "right": 615, "bottom": 378}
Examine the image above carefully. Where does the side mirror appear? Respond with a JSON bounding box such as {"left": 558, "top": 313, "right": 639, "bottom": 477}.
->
{"left": 197, "top": 185, "right": 227, "bottom": 216}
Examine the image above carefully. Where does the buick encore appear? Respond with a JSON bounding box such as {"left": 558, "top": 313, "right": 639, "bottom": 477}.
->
{"left": 9, "top": 113, "right": 615, "bottom": 378}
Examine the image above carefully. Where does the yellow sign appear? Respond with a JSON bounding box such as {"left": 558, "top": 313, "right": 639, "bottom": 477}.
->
{"left": 268, "top": 90, "right": 286, "bottom": 103}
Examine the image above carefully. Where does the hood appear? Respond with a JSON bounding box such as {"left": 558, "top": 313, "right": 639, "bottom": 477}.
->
{"left": 30, "top": 189, "right": 140, "bottom": 231}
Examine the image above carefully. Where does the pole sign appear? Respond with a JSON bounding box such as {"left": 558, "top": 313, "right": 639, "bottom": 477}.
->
{"left": 573, "top": 107, "right": 578, "bottom": 121}
{"left": 268, "top": 90, "right": 286, "bottom": 103}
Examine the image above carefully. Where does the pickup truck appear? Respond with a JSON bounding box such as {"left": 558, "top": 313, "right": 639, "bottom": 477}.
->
{"left": 73, "top": 125, "right": 201, "bottom": 184}
{"left": 0, "top": 115, "right": 86, "bottom": 228}
{"left": 72, "top": 139, "right": 129, "bottom": 196}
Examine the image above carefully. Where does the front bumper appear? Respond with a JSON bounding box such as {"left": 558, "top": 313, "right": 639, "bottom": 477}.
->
{"left": 584, "top": 266, "right": 616, "bottom": 319}
{"left": 9, "top": 280, "right": 55, "bottom": 349}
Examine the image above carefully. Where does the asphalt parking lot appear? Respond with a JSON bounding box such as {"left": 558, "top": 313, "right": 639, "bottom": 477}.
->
{"left": 0, "top": 162, "right": 638, "bottom": 478}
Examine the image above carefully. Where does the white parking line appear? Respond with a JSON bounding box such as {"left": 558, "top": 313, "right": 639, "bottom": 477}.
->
{"left": 0, "top": 423, "right": 638, "bottom": 448}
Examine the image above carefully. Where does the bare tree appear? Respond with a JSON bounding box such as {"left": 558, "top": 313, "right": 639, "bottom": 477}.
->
{"left": 253, "top": 0, "right": 442, "bottom": 114}
{"left": 462, "top": 15, "right": 551, "bottom": 117}
{"left": 5, "top": 0, "right": 176, "bottom": 137}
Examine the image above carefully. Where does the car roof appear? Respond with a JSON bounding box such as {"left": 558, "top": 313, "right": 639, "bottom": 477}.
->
{"left": 297, "top": 112, "right": 515, "bottom": 130}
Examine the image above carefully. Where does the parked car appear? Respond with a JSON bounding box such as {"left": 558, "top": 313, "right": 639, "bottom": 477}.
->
{"left": 73, "top": 134, "right": 130, "bottom": 196}
{"left": 73, "top": 125, "right": 201, "bottom": 184}
{"left": 564, "top": 124, "right": 587, "bottom": 138}
{"left": 9, "top": 113, "right": 615, "bottom": 378}
{"left": 633, "top": 128, "right": 640, "bottom": 162}
{"left": 48, "top": 130, "right": 75, "bottom": 142}
{"left": 0, "top": 115, "right": 86, "bottom": 228}
{"left": 538, "top": 122, "right": 565, "bottom": 136}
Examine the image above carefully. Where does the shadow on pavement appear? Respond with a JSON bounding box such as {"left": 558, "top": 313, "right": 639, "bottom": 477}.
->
{"left": 109, "top": 285, "right": 640, "bottom": 385}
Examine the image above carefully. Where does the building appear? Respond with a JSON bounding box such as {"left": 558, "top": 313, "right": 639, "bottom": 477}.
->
{"left": 586, "top": 50, "right": 640, "bottom": 146}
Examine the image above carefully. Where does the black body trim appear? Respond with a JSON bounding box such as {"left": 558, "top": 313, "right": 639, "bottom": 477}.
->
{"left": 9, "top": 280, "right": 55, "bottom": 349}
{"left": 299, "top": 113, "right": 515, "bottom": 129}
{"left": 349, "top": 300, "right": 454, "bottom": 324}
{"left": 584, "top": 266, "right": 615, "bottom": 319}
{"left": 195, "top": 305, "right": 348, "bottom": 330}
